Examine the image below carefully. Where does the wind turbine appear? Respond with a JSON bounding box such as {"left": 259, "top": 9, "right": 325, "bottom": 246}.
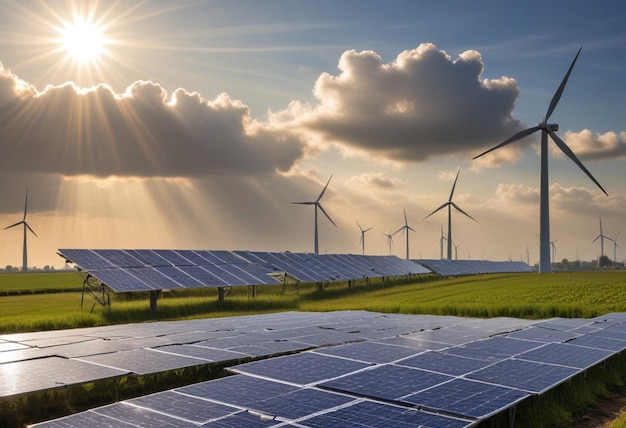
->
{"left": 612, "top": 231, "right": 620, "bottom": 262}
{"left": 393, "top": 209, "right": 415, "bottom": 260}
{"left": 424, "top": 169, "right": 476, "bottom": 260}
{"left": 439, "top": 225, "right": 447, "bottom": 259}
{"left": 292, "top": 175, "right": 336, "bottom": 254}
{"left": 592, "top": 217, "right": 612, "bottom": 258}
{"left": 550, "top": 238, "right": 559, "bottom": 262}
{"left": 382, "top": 231, "right": 394, "bottom": 255}
{"left": 474, "top": 47, "right": 608, "bottom": 273}
{"left": 4, "top": 190, "right": 38, "bottom": 272}
{"left": 356, "top": 221, "right": 372, "bottom": 255}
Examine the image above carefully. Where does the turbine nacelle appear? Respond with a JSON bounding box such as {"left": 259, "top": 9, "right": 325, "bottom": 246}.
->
{"left": 540, "top": 122, "right": 559, "bottom": 132}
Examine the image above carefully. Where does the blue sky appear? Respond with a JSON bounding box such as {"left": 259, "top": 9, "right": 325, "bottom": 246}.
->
{"left": 0, "top": 0, "right": 624, "bottom": 268}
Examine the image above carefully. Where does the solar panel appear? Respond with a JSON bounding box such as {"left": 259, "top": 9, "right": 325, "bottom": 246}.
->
{"left": 201, "top": 264, "right": 247, "bottom": 286}
{"left": 30, "top": 411, "right": 139, "bottom": 428}
{"left": 467, "top": 359, "right": 579, "bottom": 393}
{"left": 209, "top": 250, "right": 249, "bottom": 265}
{"left": 126, "top": 390, "right": 240, "bottom": 423}
{"left": 177, "top": 264, "right": 227, "bottom": 286}
{"left": 403, "top": 378, "right": 529, "bottom": 419}
{"left": 124, "top": 267, "right": 184, "bottom": 290}
{"left": 565, "top": 333, "right": 626, "bottom": 352}
{"left": 150, "top": 344, "right": 249, "bottom": 362}
{"left": 177, "top": 375, "right": 299, "bottom": 408}
{"left": 398, "top": 351, "right": 495, "bottom": 376}
{"left": 506, "top": 326, "right": 580, "bottom": 343}
{"left": 516, "top": 343, "right": 613, "bottom": 369}
{"left": 229, "top": 352, "right": 371, "bottom": 385}
{"left": 319, "top": 365, "right": 453, "bottom": 401}
{"left": 124, "top": 249, "right": 171, "bottom": 266}
{"left": 76, "top": 348, "right": 208, "bottom": 375}
{"left": 58, "top": 249, "right": 116, "bottom": 270}
{"left": 300, "top": 399, "right": 472, "bottom": 428}
{"left": 313, "top": 341, "right": 421, "bottom": 364}
{"left": 87, "top": 269, "right": 154, "bottom": 292}
{"left": 92, "top": 249, "right": 144, "bottom": 268}
{"left": 443, "top": 336, "right": 544, "bottom": 361}
{"left": 87, "top": 402, "right": 193, "bottom": 427}
{"left": 153, "top": 266, "right": 204, "bottom": 288}
{"left": 246, "top": 388, "right": 355, "bottom": 421}
{"left": 152, "top": 249, "right": 194, "bottom": 266}
{"left": 416, "top": 259, "right": 533, "bottom": 276}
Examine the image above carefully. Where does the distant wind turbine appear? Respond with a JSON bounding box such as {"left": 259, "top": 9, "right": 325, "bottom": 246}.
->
{"left": 4, "top": 190, "right": 38, "bottom": 272}
{"left": 439, "top": 225, "right": 447, "bottom": 259}
{"left": 356, "top": 221, "right": 373, "bottom": 255}
{"left": 592, "top": 217, "right": 612, "bottom": 258}
{"left": 474, "top": 47, "right": 608, "bottom": 273}
{"left": 550, "top": 239, "right": 559, "bottom": 262}
{"left": 382, "top": 231, "right": 394, "bottom": 255}
{"left": 612, "top": 231, "right": 620, "bottom": 262}
{"left": 292, "top": 175, "right": 336, "bottom": 254}
{"left": 393, "top": 209, "right": 415, "bottom": 260}
{"left": 424, "top": 169, "right": 476, "bottom": 260}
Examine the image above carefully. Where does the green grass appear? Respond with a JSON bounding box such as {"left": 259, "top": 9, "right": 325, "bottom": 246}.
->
{"left": 2, "top": 271, "right": 626, "bottom": 334}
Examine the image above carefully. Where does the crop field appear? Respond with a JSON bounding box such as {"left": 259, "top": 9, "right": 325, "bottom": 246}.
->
{"left": 1, "top": 270, "right": 626, "bottom": 334}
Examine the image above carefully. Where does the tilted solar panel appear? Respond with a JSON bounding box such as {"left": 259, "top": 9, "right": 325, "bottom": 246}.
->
{"left": 87, "top": 269, "right": 154, "bottom": 292}
{"left": 124, "top": 249, "right": 171, "bottom": 267}
{"left": 58, "top": 249, "right": 116, "bottom": 270}
{"left": 92, "top": 249, "right": 144, "bottom": 268}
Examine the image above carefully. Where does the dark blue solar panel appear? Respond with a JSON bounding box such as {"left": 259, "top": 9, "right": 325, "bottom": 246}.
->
{"left": 403, "top": 378, "right": 529, "bottom": 419}
{"left": 564, "top": 334, "right": 626, "bottom": 352}
{"left": 153, "top": 266, "right": 204, "bottom": 288}
{"left": 592, "top": 328, "right": 626, "bottom": 342}
{"left": 248, "top": 388, "right": 354, "bottom": 420}
{"left": 88, "top": 269, "right": 153, "bottom": 292}
{"left": 301, "top": 400, "right": 471, "bottom": 428}
{"left": 398, "top": 351, "right": 494, "bottom": 376}
{"left": 220, "top": 264, "right": 262, "bottom": 285}
{"left": 517, "top": 343, "right": 613, "bottom": 369}
{"left": 230, "top": 352, "right": 370, "bottom": 385}
{"left": 235, "top": 263, "right": 280, "bottom": 284}
{"left": 467, "top": 359, "right": 578, "bottom": 393}
{"left": 177, "top": 375, "right": 298, "bottom": 408}
{"left": 58, "top": 249, "right": 116, "bottom": 270}
{"left": 444, "top": 336, "right": 543, "bottom": 361}
{"left": 320, "top": 365, "right": 452, "bottom": 401}
{"left": 200, "top": 411, "right": 283, "bottom": 427}
{"left": 124, "top": 249, "right": 171, "bottom": 267}
{"left": 192, "top": 250, "right": 224, "bottom": 264}
{"left": 209, "top": 250, "right": 248, "bottom": 264}
{"left": 125, "top": 267, "right": 184, "bottom": 290}
{"left": 91, "top": 402, "right": 191, "bottom": 427}
{"left": 173, "top": 250, "right": 213, "bottom": 266}
{"left": 177, "top": 265, "right": 227, "bottom": 286}
{"left": 201, "top": 264, "right": 246, "bottom": 286}
{"left": 30, "top": 411, "right": 138, "bottom": 427}
{"left": 506, "top": 326, "right": 580, "bottom": 343}
{"left": 152, "top": 250, "right": 194, "bottom": 266}
{"left": 92, "top": 249, "right": 144, "bottom": 268}
{"left": 313, "top": 341, "right": 420, "bottom": 364}
{"left": 126, "top": 390, "right": 239, "bottom": 423}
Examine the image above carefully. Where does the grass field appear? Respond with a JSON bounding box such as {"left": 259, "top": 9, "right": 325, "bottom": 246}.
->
{"left": 1, "top": 270, "right": 626, "bottom": 334}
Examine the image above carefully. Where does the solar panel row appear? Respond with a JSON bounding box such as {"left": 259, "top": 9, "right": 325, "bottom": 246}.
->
{"left": 417, "top": 259, "right": 533, "bottom": 276}
{"left": 59, "top": 249, "right": 431, "bottom": 293}
{"left": 24, "top": 310, "right": 626, "bottom": 427}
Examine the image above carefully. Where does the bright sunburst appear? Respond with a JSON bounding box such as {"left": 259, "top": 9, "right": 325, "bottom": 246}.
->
{"left": 59, "top": 18, "right": 106, "bottom": 65}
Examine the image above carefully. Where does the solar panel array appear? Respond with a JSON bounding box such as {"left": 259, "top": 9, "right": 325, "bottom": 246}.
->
{"left": 58, "top": 249, "right": 431, "bottom": 293}
{"left": 22, "top": 311, "right": 626, "bottom": 427}
{"left": 416, "top": 259, "right": 534, "bottom": 276}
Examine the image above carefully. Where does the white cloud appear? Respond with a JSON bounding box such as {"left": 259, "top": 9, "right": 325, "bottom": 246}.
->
{"left": 274, "top": 43, "right": 522, "bottom": 163}
{"left": 561, "top": 129, "right": 626, "bottom": 160}
{"left": 0, "top": 64, "right": 309, "bottom": 178}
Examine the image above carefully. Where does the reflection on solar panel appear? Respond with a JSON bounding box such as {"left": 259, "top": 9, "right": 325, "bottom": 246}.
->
{"left": 301, "top": 400, "right": 472, "bottom": 428}
{"left": 417, "top": 259, "right": 533, "bottom": 276}
{"left": 23, "top": 310, "right": 626, "bottom": 427}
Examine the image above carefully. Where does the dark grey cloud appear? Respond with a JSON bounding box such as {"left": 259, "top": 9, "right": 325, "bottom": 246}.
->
{"left": 0, "top": 63, "right": 307, "bottom": 178}
{"left": 280, "top": 43, "right": 523, "bottom": 162}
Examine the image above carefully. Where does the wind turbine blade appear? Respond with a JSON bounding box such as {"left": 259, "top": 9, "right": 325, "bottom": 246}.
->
{"left": 23, "top": 189, "right": 28, "bottom": 220}
{"left": 450, "top": 202, "right": 477, "bottom": 222}
{"left": 26, "top": 223, "right": 38, "bottom": 238}
{"left": 291, "top": 201, "right": 315, "bottom": 205}
{"left": 403, "top": 209, "right": 408, "bottom": 226}
{"left": 592, "top": 235, "right": 600, "bottom": 244}
{"left": 424, "top": 202, "right": 449, "bottom": 220}
{"left": 356, "top": 220, "right": 364, "bottom": 232}
{"left": 392, "top": 227, "right": 405, "bottom": 236}
{"left": 317, "top": 203, "right": 337, "bottom": 227}
{"left": 473, "top": 126, "right": 541, "bottom": 160}
{"left": 316, "top": 175, "right": 333, "bottom": 202}
{"left": 364, "top": 227, "right": 373, "bottom": 233}
{"left": 547, "top": 127, "right": 608, "bottom": 196}
{"left": 4, "top": 221, "right": 23, "bottom": 230}
{"left": 449, "top": 169, "right": 460, "bottom": 201}
{"left": 407, "top": 226, "right": 416, "bottom": 233}
{"left": 545, "top": 47, "right": 582, "bottom": 122}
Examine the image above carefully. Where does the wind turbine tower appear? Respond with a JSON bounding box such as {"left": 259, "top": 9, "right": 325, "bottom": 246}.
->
{"left": 439, "top": 225, "right": 447, "bottom": 259}
{"left": 292, "top": 175, "right": 336, "bottom": 254}
{"left": 474, "top": 48, "right": 608, "bottom": 273}
{"left": 592, "top": 217, "right": 612, "bottom": 258}
{"left": 356, "top": 221, "right": 372, "bottom": 255}
{"left": 394, "top": 209, "right": 415, "bottom": 260}
{"left": 424, "top": 169, "right": 476, "bottom": 260}
{"left": 4, "top": 190, "right": 38, "bottom": 272}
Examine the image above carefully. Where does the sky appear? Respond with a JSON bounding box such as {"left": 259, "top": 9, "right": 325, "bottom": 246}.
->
{"left": 0, "top": 0, "right": 625, "bottom": 269}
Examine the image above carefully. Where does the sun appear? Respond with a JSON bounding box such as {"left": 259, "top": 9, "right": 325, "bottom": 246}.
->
{"left": 59, "top": 18, "right": 106, "bottom": 65}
